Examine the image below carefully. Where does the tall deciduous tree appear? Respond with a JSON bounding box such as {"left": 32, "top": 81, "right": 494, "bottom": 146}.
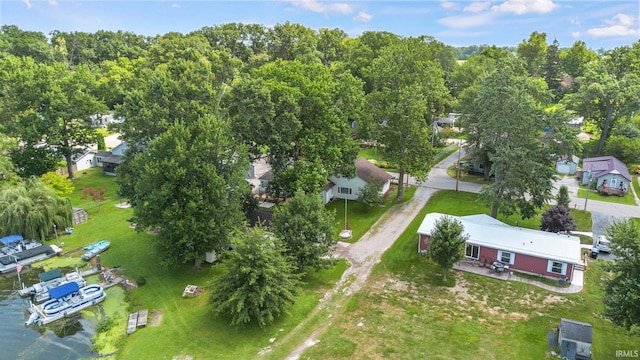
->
{"left": 226, "top": 60, "right": 360, "bottom": 195}
{"left": 517, "top": 31, "right": 547, "bottom": 78}
{"left": 560, "top": 40, "right": 599, "bottom": 80}
{"left": 271, "top": 192, "right": 336, "bottom": 272}
{"left": 0, "top": 56, "right": 106, "bottom": 179}
{"left": 564, "top": 47, "right": 640, "bottom": 154}
{"left": 210, "top": 227, "right": 300, "bottom": 328}
{"left": 602, "top": 219, "right": 640, "bottom": 331}
{"left": 459, "top": 60, "right": 559, "bottom": 219}
{"left": 364, "top": 38, "right": 449, "bottom": 200}
{"left": 429, "top": 215, "right": 469, "bottom": 282}
{"left": 124, "top": 115, "right": 249, "bottom": 267}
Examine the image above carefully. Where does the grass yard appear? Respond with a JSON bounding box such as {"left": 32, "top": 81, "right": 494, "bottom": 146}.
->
{"left": 301, "top": 191, "right": 638, "bottom": 360}
{"left": 577, "top": 187, "right": 637, "bottom": 205}
{"left": 327, "top": 185, "right": 416, "bottom": 243}
{"left": 41, "top": 167, "right": 351, "bottom": 360}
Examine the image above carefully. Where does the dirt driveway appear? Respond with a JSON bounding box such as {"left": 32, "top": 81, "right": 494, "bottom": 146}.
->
{"left": 282, "top": 186, "right": 436, "bottom": 359}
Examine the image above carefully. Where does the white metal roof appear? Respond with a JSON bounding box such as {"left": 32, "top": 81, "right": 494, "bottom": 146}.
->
{"left": 417, "top": 213, "right": 583, "bottom": 264}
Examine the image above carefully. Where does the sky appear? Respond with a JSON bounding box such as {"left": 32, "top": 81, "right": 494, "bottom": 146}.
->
{"left": 1, "top": 0, "right": 638, "bottom": 50}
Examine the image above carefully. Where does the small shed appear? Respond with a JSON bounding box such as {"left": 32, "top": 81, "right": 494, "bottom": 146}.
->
{"left": 72, "top": 208, "right": 89, "bottom": 225}
{"left": 558, "top": 318, "right": 592, "bottom": 360}
{"left": 556, "top": 155, "right": 579, "bottom": 175}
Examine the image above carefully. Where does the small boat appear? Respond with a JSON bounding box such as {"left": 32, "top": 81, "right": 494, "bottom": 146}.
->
{"left": 0, "top": 235, "right": 62, "bottom": 274}
{"left": 81, "top": 241, "right": 110, "bottom": 261}
{"left": 25, "top": 282, "right": 106, "bottom": 326}
{"left": 18, "top": 269, "right": 87, "bottom": 303}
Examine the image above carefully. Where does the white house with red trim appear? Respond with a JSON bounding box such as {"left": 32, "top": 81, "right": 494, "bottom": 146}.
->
{"left": 322, "top": 157, "right": 392, "bottom": 204}
{"left": 417, "top": 213, "right": 584, "bottom": 282}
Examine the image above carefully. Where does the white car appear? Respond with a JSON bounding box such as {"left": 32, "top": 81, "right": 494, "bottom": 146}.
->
{"left": 595, "top": 235, "right": 611, "bottom": 253}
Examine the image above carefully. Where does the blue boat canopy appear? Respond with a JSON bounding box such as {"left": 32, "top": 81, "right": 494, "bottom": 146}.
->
{"left": 0, "top": 234, "right": 24, "bottom": 245}
{"left": 48, "top": 282, "right": 80, "bottom": 299}
{"left": 38, "top": 269, "right": 63, "bottom": 282}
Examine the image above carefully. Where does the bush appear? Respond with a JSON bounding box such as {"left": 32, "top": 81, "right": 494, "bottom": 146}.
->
{"left": 136, "top": 276, "right": 146, "bottom": 286}
{"left": 95, "top": 316, "right": 115, "bottom": 334}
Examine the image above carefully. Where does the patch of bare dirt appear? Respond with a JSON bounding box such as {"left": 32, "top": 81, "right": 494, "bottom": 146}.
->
{"left": 149, "top": 309, "right": 163, "bottom": 327}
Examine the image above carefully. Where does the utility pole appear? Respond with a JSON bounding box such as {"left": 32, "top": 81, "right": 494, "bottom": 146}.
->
{"left": 455, "top": 140, "right": 462, "bottom": 192}
{"left": 584, "top": 164, "right": 594, "bottom": 211}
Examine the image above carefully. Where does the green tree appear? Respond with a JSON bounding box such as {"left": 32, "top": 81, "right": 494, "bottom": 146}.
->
{"left": 41, "top": 172, "right": 74, "bottom": 197}
{"left": 96, "top": 133, "right": 107, "bottom": 151}
{"left": 556, "top": 185, "right": 571, "bottom": 208}
{"left": 545, "top": 39, "right": 563, "bottom": 99}
{"left": 227, "top": 60, "right": 360, "bottom": 195}
{"left": 516, "top": 31, "right": 547, "bottom": 78}
{"left": 459, "top": 60, "right": 558, "bottom": 219}
{"left": 124, "top": 115, "right": 249, "bottom": 267}
{"left": 564, "top": 47, "right": 640, "bottom": 154}
{"left": 356, "top": 178, "right": 384, "bottom": 209}
{"left": 0, "top": 57, "right": 106, "bottom": 179}
{"left": 317, "top": 27, "right": 347, "bottom": 66}
{"left": 271, "top": 191, "right": 336, "bottom": 272}
{"left": 560, "top": 40, "right": 599, "bottom": 80}
{"left": 210, "top": 227, "right": 300, "bottom": 328}
{"left": 364, "top": 38, "right": 449, "bottom": 200}
{"left": 0, "top": 134, "right": 19, "bottom": 188}
{"left": 602, "top": 219, "right": 640, "bottom": 331}
{"left": 0, "top": 25, "right": 53, "bottom": 63}
{"left": 428, "top": 215, "right": 469, "bottom": 282}
{"left": 0, "top": 178, "right": 72, "bottom": 240}
{"left": 266, "top": 21, "right": 320, "bottom": 62}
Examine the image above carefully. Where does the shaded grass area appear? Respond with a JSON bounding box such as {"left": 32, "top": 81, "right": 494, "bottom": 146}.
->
{"left": 303, "top": 191, "right": 638, "bottom": 360}
{"left": 43, "top": 167, "right": 351, "bottom": 360}
{"left": 446, "top": 165, "right": 493, "bottom": 185}
{"left": 327, "top": 186, "right": 416, "bottom": 243}
{"left": 577, "top": 187, "right": 636, "bottom": 205}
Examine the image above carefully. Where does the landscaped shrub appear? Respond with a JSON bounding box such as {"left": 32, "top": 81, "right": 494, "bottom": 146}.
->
{"left": 136, "top": 276, "right": 146, "bottom": 286}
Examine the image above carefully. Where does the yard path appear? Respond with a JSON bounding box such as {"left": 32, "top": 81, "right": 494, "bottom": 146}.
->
{"left": 282, "top": 185, "right": 436, "bottom": 360}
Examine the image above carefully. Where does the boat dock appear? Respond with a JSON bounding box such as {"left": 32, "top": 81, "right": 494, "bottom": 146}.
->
{"left": 126, "top": 309, "right": 148, "bottom": 334}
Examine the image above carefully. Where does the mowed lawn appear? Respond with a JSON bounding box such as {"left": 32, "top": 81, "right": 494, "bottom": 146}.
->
{"left": 61, "top": 168, "right": 349, "bottom": 359}
{"left": 299, "top": 190, "right": 637, "bottom": 360}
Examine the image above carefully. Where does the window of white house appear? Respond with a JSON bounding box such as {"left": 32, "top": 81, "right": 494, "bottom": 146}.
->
{"left": 338, "top": 187, "right": 352, "bottom": 195}
{"left": 465, "top": 244, "right": 479, "bottom": 259}
{"left": 547, "top": 260, "right": 567, "bottom": 275}
{"left": 497, "top": 250, "right": 515, "bottom": 265}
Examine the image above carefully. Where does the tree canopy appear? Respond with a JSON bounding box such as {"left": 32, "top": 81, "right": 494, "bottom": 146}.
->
{"left": 270, "top": 191, "right": 336, "bottom": 272}
{"left": 602, "top": 220, "right": 640, "bottom": 332}
{"left": 428, "top": 215, "right": 469, "bottom": 282}
{"left": 210, "top": 227, "right": 300, "bottom": 328}
{"left": 122, "top": 115, "right": 249, "bottom": 266}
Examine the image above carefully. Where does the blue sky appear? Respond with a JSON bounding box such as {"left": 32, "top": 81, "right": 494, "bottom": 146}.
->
{"left": 1, "top": 1, "right": 638, "bottom": 50}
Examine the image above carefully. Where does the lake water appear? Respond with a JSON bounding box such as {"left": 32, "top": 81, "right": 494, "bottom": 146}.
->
{"left": 0, "top": 269, "right": 97, "bottom": 360}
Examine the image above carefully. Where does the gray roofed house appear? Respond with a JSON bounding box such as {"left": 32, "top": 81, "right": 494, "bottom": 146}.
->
{"left": 581, "top": 156, "right": 631, "bottom": 195}
{"left": 323, "top": 157, "right": 392, "bottom": 204}
{"left": 558, "top": 318, "right": 592, "bottom": 360}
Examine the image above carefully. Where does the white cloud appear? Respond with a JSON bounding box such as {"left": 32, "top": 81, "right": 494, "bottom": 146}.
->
{"left": 606, "top": 13, "right": 634, "bottom": 26}
{"left": 354, "top": 12, "right": 372, "bottom": 22}
{"left": 285, "top": 0, "right": 352, "bottom": 15}
{"left": 172, "top": 3, "right": 180, "bottom": 8}
{"left": 571, "top": 31, "right": 581, "bottom": 38}
{"left": 586, "top": 13, "right": 639, "bottom": 38}
{"left": 492, "top": 0, "right": 558, "bottom": 15}
{"left": 48, "top": 0, "right": 58, "bottom": 5}
{"left": 441, "top": 1, "right": 459, "bottom": 10}
{"left": 464, "top": 2, "right": 491, "bottom": 13}
{"left": 22, "top": 0, "right": 32, "bottom": 9}
{"left": 437, "top": 12, "right": 497, "bottom": 29}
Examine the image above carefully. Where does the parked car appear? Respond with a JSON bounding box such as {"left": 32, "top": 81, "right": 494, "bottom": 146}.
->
{"left": 594, "top": 235, "right": 611, "bottom": 253}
